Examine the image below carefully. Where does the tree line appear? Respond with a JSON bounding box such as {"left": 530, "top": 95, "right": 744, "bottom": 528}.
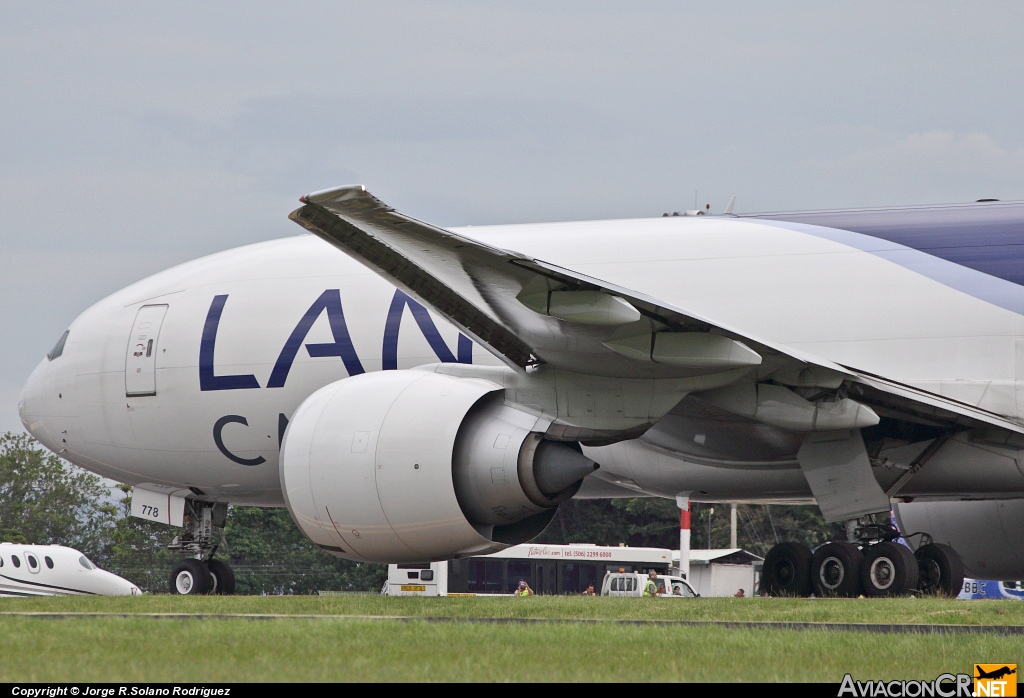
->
{"left": 0, "top": 431, "right": 838, "bottom": 594}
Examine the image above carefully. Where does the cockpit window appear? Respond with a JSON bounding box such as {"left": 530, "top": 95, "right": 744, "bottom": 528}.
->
{"left": 79, "top": 555, "right": 96, "bottom": 570}
{"left": 47, "top": 330, "right": 70, "bottom": 361}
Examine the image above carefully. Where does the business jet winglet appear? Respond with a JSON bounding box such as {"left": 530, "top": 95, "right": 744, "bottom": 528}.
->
{"left": 21, "top": 185, "right": 1024, "bottom": 596}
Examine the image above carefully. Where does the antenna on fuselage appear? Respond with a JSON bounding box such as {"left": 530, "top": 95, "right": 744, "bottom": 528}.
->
{"left": 662, "top": 191, "right": 735, "bottom": 217}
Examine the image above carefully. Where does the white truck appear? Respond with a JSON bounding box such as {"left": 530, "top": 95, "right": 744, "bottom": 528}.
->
{"left": 601, "top": 571, "right": 699, "bottom": 597}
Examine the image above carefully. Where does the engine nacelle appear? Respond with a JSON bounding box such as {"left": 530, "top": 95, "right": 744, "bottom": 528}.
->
{"left": 893, "top": 499, "right": 1024, "bottom": 580}
{"left": 280, "top": 369, "right": 597, "bottom": 563}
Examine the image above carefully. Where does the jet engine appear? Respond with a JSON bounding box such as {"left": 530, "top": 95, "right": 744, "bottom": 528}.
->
{"left": 279, "top": 369, "right": 597, "bottom": 563}
{"left": 893, "top": 499, "right": 1024, "bottom": 581}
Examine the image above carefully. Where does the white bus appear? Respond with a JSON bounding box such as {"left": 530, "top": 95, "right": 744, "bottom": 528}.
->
{"left": 384, "top": 543, "right": 675, "bottom": 596}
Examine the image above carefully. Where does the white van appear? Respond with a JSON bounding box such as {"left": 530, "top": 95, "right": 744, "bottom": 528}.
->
{"left": 601, "top": 571, "right": 699, "bottom": 597}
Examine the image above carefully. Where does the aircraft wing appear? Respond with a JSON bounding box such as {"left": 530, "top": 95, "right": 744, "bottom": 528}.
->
{"left": 291, "top": 185, "right": 836, "bottom": 379}
{"left": 289, "top": 184, "right": 1024, "bottom": 439}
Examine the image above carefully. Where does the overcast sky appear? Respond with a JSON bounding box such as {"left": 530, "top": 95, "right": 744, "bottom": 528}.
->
{"left": 3, "top": 2, "right": 1024, "bottom": 436}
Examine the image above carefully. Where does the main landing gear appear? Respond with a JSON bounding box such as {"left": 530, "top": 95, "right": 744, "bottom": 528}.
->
{"left": 167, "top": 500, "right": 237, "bottom": 595}
{"left": 760, "top": 516, "right": 964, "bottom": 598}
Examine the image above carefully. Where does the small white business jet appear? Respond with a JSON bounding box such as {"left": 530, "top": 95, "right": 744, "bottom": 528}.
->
{"left": 0, "top": 543, "right": 141, "bottom": 597}
{"left": 19, "top": 185, "right": 1024, "bottom": 596}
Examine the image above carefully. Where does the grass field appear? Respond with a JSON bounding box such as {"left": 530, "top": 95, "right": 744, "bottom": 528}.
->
{"left": 1, "top": 595, "right": 1021, "bottom": 683}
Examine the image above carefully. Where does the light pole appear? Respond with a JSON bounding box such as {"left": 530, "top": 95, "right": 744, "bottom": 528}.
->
{"left": 707, "top": 507, "right": 714, "bottom": 549}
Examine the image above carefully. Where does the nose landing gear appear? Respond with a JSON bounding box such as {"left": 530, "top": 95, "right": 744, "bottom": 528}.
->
{"left": 167, "top": 500, "right": 236, "bottom": 595}
{"left": 169, "top": 557, "right": 236, "bottom": 595}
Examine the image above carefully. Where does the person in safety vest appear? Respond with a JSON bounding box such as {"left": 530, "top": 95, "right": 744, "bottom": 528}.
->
{"left": 514, "top": 579, "right": 534, "bottom": 596}
{"left": 643, "top": 571, "right": 660, "bottom": 597}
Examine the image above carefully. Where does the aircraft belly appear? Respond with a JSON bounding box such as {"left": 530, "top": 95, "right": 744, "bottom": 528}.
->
{"left": 894, "top": 500, "right": 1024, "bottom": 580}
{"left": 894, "top": 435, "right": 1024, "bottom": 498}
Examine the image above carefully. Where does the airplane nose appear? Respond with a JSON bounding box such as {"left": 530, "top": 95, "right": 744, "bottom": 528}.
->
{"left": 111, "top": 578, "right": 144, "bottom": 596}
{"left": 102, "top": 571, "right": 144, "bottom": 596}
{"left": 19, "top": 359, "right": 48, "bottom": 434}
{"left": 17, "top": 377, "right": 28, "bottom": 430}
{"left": 19, "top": 347, "right": 75, "bottom": 455}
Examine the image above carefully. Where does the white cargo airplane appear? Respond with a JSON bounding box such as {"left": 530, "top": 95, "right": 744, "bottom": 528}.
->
{"left": 18, "top": 186, "right": 1024, "bottom": 597}
{"left": 0, "top": 543, "right": 142, "bottom": 597}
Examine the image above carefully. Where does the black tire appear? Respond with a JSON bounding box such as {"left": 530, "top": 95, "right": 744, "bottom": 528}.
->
{"left": 860, "top": 542, "right": 919, "bottom": 597}
{"left": 760, "top": 542, "right": 813, "bottom": 597}
{"left": 169, "top": 559, "right": 213, "bottom": 595}
{"left": 811, "top": 542, "right": 863, "bottom": 597}
{"left": 206, "top": 559, "right": 236, "bottom": 595}
{"left": 915, "top": 543, "right": 964, "bottom": 597}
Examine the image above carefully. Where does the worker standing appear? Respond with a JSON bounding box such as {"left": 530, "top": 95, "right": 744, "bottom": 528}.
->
{"left": 643, "top": 571, "right": 660, "bottom": 597}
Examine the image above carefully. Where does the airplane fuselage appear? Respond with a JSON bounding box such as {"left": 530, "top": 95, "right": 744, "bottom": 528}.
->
{"left": 21, "top": 212, "right": 1024, "bottom": 505}
{"left": 0, "top": 543, "right": 141, "bottom": 597}
{"left": 21, "top": 194, "right": 1024, "bottom": 579}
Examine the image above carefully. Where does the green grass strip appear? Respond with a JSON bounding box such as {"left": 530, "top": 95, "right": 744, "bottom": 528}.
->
{"left": 1, "top": 595, "right": 1021, "bottom": 682}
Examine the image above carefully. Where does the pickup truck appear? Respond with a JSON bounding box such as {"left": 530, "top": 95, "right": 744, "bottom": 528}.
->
{"left": 601, "top": 571, "right": 699, "bottom": 597}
